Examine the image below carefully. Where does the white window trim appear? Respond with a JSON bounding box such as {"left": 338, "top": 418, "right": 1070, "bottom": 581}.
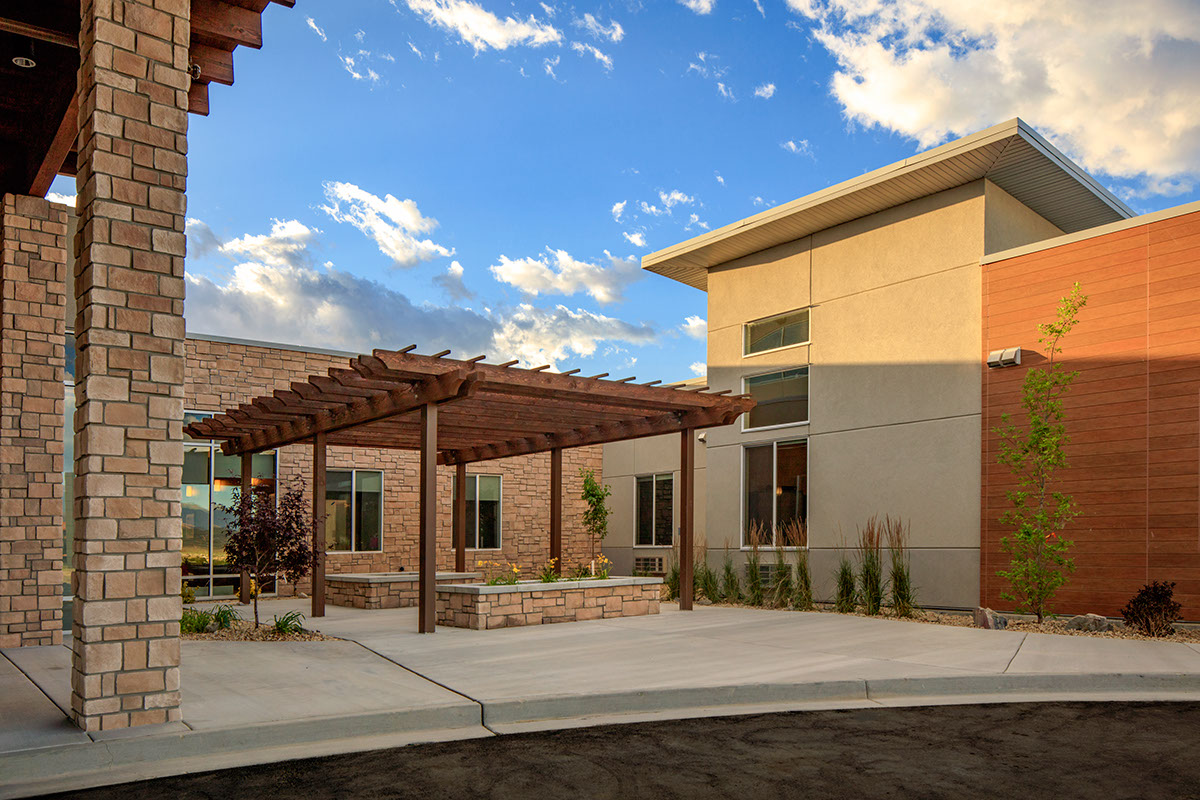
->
{"left": 326, "top": 468, "right": 385, "bottom": 554}
{"left": 633, "top": 472, "right": 674, "bottom": 549}
{"left": 743, "top": 308, "right": 812, "bottom": 358}
{"left": 741, "top": 366, "right": 811, "bottom": 432}
{"left": 458, "top": 473, "right": 504, "bottom": 551}
{"left": 739, "top": 438, "right": 809, "bottom": 551}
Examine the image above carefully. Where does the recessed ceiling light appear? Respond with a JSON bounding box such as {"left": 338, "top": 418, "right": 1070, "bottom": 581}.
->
{"left": 13, "top": 40, "right": 35, "bottom": 68}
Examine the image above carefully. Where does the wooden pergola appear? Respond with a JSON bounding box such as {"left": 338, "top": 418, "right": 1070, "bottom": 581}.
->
{"left": 184, "top": 347, "right": 754, "bottom": 632}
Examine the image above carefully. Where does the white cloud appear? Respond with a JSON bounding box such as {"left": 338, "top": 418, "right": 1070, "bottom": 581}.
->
{"left": 490, "top": 248, "right": 643, "bottom": 304}
{"left": 185, "top": 218, "right": 222, "bottom": 258}
{"left": 752, "top": 0, "right": 765, "bottom": 17}
{"left": 714, "top": 171, "right": 725, "bottom": 185}
{"left": 544, "top": 55, "right": 560, "bottom": 79}
{"left": 306, "top": 17, "right": 326, "bottom": 41}
{"left": 681, "top": 315, "right": 707, "bottom": 339}
{"left": 752, "top": 195, "right": 766, "bottom": 206}
{"left": 219, "top": 219, "right": 319, "bottom": 268}
{"left": 639, "top": 201, "right": 667, "bottom": 216}
{"left": 403, "top": 0, "right": 562, "bottom": 53}
{"left": 782, "top": 138, "right": 814, "bottom": 157}
{"left": 754, "top": 82, "right": 776, "bottom": 99}
{"left": 571, "top": 41, "right": 614, "bottom": 71}
{"left": 678, "top": 0, "right": 716, "bottom": 14}
{"left": 46, "top": 191, "right": 76, "bottom": 207}
{"left": 433, "top": 260, "right": 474, "bottom": 300}
{"left": 659, "top": 189, "right": 695, "bottom": 209}
{"left": 689, "top": 361, "right": 706, "bottom": 376}
{"left": 787, "top": 0, "right": 1200, "bottom": 196}
{"left": 381, "top": 52, "right": 396, "bottom": 62}
{"left": 623, "top": 231, "right": 647, "bottom": 247}
{"left": 320, "top": 181, "right": 453, "bottom": 267}
{"left": 575, "top": 13, "right": 624, "bottom": 42}
{"left": 355, "top": 29, "right": 366, "bottom": 42}
{"left": 611, "top": 200, "right": 627, "bottom": 221}
{"left": 492, "top": 304, "right": 656, "bottom": 369}
{"left": 686, "top": 213, "right": 709, "bottom": 231}
{"left": 539, "top": 2, "right": 556, "bottom": 17}
{"left": 408, "top": 41, "right": 425, "bottom": 59}
{"left": 717, "top": 82, "right": 734, "bottom": 100}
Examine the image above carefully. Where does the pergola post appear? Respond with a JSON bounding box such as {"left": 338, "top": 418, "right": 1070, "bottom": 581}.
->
{"left": 419, "top": 403, "right": 438, "bottom": 633}
{"left": 679, "top": 429, "right": 695, "bottom": 611}
{"left": 454, "top": 462, "right": 467, "bottom": 573}
{"left": 311, "top": 432, "right": 326, "bottom": 617}
{"left": 550, "top": 448, "right": 563, "bottom": 574}
{"left": 239, "top": 455, "right": 252, "bottom": 605}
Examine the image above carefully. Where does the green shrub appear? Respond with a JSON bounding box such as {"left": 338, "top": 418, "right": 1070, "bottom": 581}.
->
{"left": 210, "top": 603, "right": 240, "bottom": 630}
{"left": 1121, "top": 580, "right": 1182, "bottom": 637}
{"left": 835, "top": 552, "right": 856, "bottom": 613}
{"left": 792, "top": 550, "right": 814, "bottom": 611}
{"left": 537, "top": 558, "right": 560, "bottom": 582}
{"left": 720, "top": 550, "right": 742, "bottom": 603}
{"left": 885, "top": 516, "right": 918, "bottom": 617}
{"left": 665, "top": 560, "right": 680, "bottom": 601}
{"left": 698, "top": 558, "right": 721, "bottom": 601}
{"left": 770, "top": 548, "right": 793, "bottom": 608}
{"left": 745, "top": 548, "right": 765, "bottom": 607}
{"left": 181, "top": 585, "right": 196, "bottom": 605}
{"left": 857, "top": 517, "right": 885, "bottom": 616}
{"left": 181, "top": 607, "right": 212, "bottom": 634}
{"left": 272, "top": 610, "right": 306, "bottom": 635}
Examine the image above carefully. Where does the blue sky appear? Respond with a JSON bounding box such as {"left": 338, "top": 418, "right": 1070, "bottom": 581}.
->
{"left": 52, "top": 0, "right": 1200, "bottom": 381}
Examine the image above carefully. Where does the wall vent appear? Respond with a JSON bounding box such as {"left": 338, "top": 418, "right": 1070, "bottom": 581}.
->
{"left": 634, "top": 556, "right": 665, "bottom": 576}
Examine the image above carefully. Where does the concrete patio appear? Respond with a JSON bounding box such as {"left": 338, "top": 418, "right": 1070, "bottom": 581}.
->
{"left": 3, "top": 599, "right": 1199, "bottom": 798}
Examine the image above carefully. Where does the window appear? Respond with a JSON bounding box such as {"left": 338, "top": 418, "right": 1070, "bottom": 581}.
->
{"left": 453, "top": 474, "right": 502, "bottom": 549}
{"left": 635, "top": 473, "right": 674, "bottom": 546}
{"left": 743, "top": 368, "right": 809, "bottom": 429}
{"left": 744, "top": 309, "right": 810, "bottom": 356}
{"left": 744, "top": 440, "right": 808, "bottom": 548}
{"left": 183, "top": 411, "right": 278, "bottom": 598}
{"left": 326, "top": 469, "right": 383, "bottom": 552}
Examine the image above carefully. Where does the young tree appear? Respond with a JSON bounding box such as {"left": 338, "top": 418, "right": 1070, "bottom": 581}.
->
{"left": 578, "top": 467, "right": 611, "bottom": 560}
{"left": 993, "top": 283, "right": 1088, "bottom": 622}
{"left": 218, "top": 481, "right": 314, "bottom": 627}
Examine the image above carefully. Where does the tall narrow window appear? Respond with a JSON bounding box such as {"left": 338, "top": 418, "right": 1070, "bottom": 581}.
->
{"left": 743, "top": 368, "right": 809, "bottom": 430}
{"left": 453, "top": 474, "right": 503, "bottom": 549}
{"left": 635, "top": 474, "right": 674, "bottom": 546}
{"left": 744, "top": 309, "right": 810, "bottom": 355}
{"left": 326, "top": 469, "right": 383, "bottom": 552}
{"left": 743, "top": 440, "right": 808, "bottom": 548}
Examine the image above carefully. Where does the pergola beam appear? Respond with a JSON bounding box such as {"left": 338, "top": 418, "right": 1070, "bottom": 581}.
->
{"left": 191, "top": 0, "right": 264, "bottom": 50}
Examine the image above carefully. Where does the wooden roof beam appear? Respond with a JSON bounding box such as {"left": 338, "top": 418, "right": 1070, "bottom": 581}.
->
{"left": 190, "top": 43, "right": 235, "bottom": 85}
{"left": 191, "top": 0, "right": 264, "bottom": 50}
{"left": 30, "top": 93, "right": 77, "bottom": 198}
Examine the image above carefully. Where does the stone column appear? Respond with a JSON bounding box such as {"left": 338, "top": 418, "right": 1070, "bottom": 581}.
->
{"left": 71, "top": 0, "right": 189, "bottom": 731}
{"left": 0, "top": 195, "right": 68, "bottom": 648}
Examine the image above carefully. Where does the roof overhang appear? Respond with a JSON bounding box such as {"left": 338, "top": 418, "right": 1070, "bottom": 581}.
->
{"left": 643, "top": 118, "right": 1134, "bottom": 291}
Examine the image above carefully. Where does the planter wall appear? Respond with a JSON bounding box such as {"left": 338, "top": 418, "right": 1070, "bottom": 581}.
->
{"left": 436, "top": 576, "right": 663, "bottom": 629}
{"left": 326, "top": 572, "right": 480, "bottom": 610}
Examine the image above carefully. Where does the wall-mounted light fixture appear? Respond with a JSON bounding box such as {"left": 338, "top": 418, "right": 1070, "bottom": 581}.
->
{"left": 986, "top": 347, "right": 1022, "bottom": 369}
{"left": 12, "top": 40, "right": 36, "bottom": 69}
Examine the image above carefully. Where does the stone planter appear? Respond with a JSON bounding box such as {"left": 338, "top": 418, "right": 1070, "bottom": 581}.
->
{"left": 326, "top": 572, "right": 480, "bottom": 610}
{"left": 436, "top": 576, "right": 663, "bottom": 629}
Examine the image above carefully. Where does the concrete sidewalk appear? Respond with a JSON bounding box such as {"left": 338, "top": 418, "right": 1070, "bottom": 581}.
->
{"left": 3, "top": 599, "right": 1199, "bottom": 798}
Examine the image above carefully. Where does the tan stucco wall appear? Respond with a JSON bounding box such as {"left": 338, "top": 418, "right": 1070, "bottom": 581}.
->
{"left": 983, "top": 180, "right": 1064, "bottom": 255}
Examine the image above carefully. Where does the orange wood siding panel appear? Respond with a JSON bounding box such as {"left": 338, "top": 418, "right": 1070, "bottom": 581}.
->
{"left": 982, "top": 209, "right": 1200, "bottom": 620}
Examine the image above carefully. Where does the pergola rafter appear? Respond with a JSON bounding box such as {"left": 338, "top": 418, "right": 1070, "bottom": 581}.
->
{"left": 185, "top": 347, "right": 754, "bottom": 632}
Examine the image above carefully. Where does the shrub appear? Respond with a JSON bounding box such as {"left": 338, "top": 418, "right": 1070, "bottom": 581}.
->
{"left": 857, "top": 517, "right": 885, "bottom": 616}
{"left": 181, "top": 585, "right": 196, "bottom": 605}
{"left": 665, "top": 560, "right": 680, "bottom": 601}
{"left": 745, "top": 546, "right": 765, "bottom": 607}
{"left": 569, "top": 561, "right": 593, "bottom": 581}
{"left": 181, "top": 607, "right": 212, "bottom": 634}
{"left": 719, "top": 549, "right": 742, "bottom": 603}
{"left": 994, "top": 284, "right": 1087, "bottom": 622}
{"left": 1121, "top": 581, "right": 1182, "bottom": 637}
{"left": 272, "top": 610, "right": 306, "bottom": 635}
{"left": 211, "top": 603, "right": 239, "bottom": 630}
{"left": 770, "top": 548, "right": 793, "bottom": 608}
{"left": 697, "top": 557, "right": 721, "bottom": 602}
{"left": 885, "top": 516, "right": 918, "bottom": 617}
{"left": 792, "top": 550, "right": 814, "bottom": 611}
{"left": 835, "top": 552, "right": 856, "bottom": 613}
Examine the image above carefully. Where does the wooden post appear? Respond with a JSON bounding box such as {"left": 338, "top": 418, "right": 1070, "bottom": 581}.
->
{"left": 550, "top": 447, "right": 563, "bottom": 575}
{"left": 312, "top": 432, "right": 326, "bottom": 618}
{"left": 419, "top": 403, "right": 438, "bottom": 633}
{"left": 238, "top": 453, "right": 252, "bottom": 604}
{"left": 679, "top": 429, "right": 695, "bottom": 611}
{"left": 454, "top": 461, "right": 467, "bottom": 573}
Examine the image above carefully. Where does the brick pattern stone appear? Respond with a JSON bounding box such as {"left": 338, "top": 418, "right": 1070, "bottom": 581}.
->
{"left": 71, "top": 0, "right": 191, "bottom": 731}
{"left": 326, "top": 574, "right": 480, "bottom": 610}
{"left": 0, "top": 195, "right": 68, "bottom": 648}
{"left": 437, "top": 582, "right": 661, "bottom": 629}
{"left": 184, "top": 338, "right": 604, "bottom": 593}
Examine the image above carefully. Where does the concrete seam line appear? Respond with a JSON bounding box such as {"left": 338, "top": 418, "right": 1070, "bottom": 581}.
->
{"left": 1, "top": 650, "right": 73, "bottom": 725}
{"left": 1002, "top": 633, "right": 1028, "bottom": 674}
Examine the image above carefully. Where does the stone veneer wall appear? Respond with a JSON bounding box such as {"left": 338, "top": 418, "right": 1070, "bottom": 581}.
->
{"left": 71, "top": 0, "right": 191, "bottom": 731}
{"left": 437, "top": 581, "right": 661, "bottom": 629}
{"left": 0, "top": 195, "right": 68, "bottom": 647}
{"left": 326, "top": 573, "right": 480, "bottom": 610}
{"left": 184, "top": 337, "right": 603, "bottom": 590}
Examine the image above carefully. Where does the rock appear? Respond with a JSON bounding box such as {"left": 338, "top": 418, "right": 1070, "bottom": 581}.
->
{"left": 1065, "top": 613, "right": 1111, "bottom": 632}
{"left": 204, "top": 620, "right": 219, "bottom": 633}
{"left": 973, "top": 607, "right": 1008, "bottom": 630}
{"left": 296, "top": 592, "right": 309, "bottom": 599}
{"left": 696, "top": 596, "right": 714, "bottom": 606}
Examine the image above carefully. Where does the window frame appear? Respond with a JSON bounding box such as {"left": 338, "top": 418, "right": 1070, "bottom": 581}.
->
{"left": 325, "top": 468, "right": 385, "bottom": 554}
{"left": 740, "top": 438, "right": 809, "bottom": 551}
{"left": 742, "top": 308, "right": 811, "bottom": 358}
{"left": 633, "top": 472, "right": 674, "bottom": 548}
{"left": 741, "top": 366, "right": 811, "bottom": 432}
{"left": 454, "top": 473, "right": 504, "bottom": 551}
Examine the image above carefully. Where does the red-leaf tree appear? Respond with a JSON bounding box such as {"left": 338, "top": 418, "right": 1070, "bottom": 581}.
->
{"left": 218, "top": 481, "right": 314, "bottom": 627}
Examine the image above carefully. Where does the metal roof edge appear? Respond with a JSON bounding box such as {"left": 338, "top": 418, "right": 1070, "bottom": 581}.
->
{"left": 1012, "top": 119, "right": 1134, "bottom": 219}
